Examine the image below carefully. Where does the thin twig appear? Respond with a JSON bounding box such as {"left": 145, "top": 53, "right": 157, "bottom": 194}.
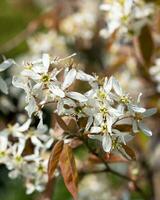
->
{"left": 80, "top": 136, "right": 148, "bottom": 200}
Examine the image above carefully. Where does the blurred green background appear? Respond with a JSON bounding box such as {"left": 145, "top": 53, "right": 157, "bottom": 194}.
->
{"left": 0, "top": 0, "right": 155, "bottom": 200}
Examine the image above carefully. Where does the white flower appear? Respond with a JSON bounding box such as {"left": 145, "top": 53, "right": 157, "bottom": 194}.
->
{"left": 8, "top": 140, "right": 26, "bottom": 178}
{"left": 5, "top": 119, "right": 32, "bottom": 138}
{"left": 100, "top": 0, "right": 154, "bottom": 39}
{"left": 112, "top": 77, "right": 146, "bottom": 113}
{"left": 49, "top": 67, "right": 77, "bottom": 98}
{"left": 132, "top": 108, "right": 157, "bottom": 136}
{"left": 25, "top": 158, "right": 48, "bottom": 194}
{"left": 0, "top": 135, "right": 10, "bottom": 165}
{"left": 100, "top": 0, "right": 133, "bottom": 38}
{"left": 90, "top": 118, "right": 113, "bottom": 152}
{"left": 8, "top": 53, "right": 156, "bottom": 193}
{"left": 112, "top": 129, "right": 133, "bottom": 145}
{"left": 0, "top": 58, "right": 14, "bottom": 94}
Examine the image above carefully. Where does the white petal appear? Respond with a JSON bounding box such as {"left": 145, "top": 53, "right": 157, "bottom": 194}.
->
{"left": 62, "top": 68, "right": 76, "bottom": 90}
{"left": 129, "top": 104, "right": 146, "bottom": 113}
{"left": 25, "top": 97, "right": 37, "bottom": 117}
{"left": 0, "top": 136, "right": 8, "bottom": 151}
{"left": 12, "top": 76, "right": 27, "bottom": 90}
{"left": 49, "top": 85, "right": 65, "bottom": 98}
{"left": 42, "top": 53, "right": 50, "bottom": 72}
{"left": 102, "top": 135, "right": 112, "bottom": 152}
{"left": 94, "top": 113, "right": 103, "bottom": 125}
{"left": 112, "top": 77, "right": 123, "bottom": 96}
{"left": 109, "top": 107, "right": 123, "bottom": 117}
{"left": 0, "top": 76, "right": 8, "bottom": 94}
{"left": 124, "top": 0, "right": 133, "bottom": 15}
{"left": 137, "top": 93, "right": 142, "bottom": 104}
{"left": 123, "top": 134, "right": 134, "bottom": 143}
{"left": 107, "top": 116, "right": 113, "bottom": 133}
{"left": 76, "top": 70, "right": 95, "bottom": 82}
{"left": 17, "top": 140, "right": 25, "bottom": 155}
{"left": 107, "top": 20, "right": 120, "bottom": 36}
{"left": 22, "top": 70, "right": 41, "bottom": 80}
{"left": 9, "top": 170, "right": 19, "bottom": 179}
{"left": 67, "top": 92, "right": 88, "bottom": 102}
{"left": 90, "top": 126, "right": 101, "bottom": 133}
{"left": 0, "top": 59, "right": 14, "bottom": 72}
{"left": 26, "top": 183, "right": 35, "bottom": 195}
{"left": 31, "top": 136, "right": 43, "bottom": 147}
{"left": 100, "top": 4, "right": 111, "bottom": 11}
{"left": 132, "top": 120, "right": 138, "bottom": 133}
{"left": 17, "top": 119, "right": 31, "bottom": 132}
{"left": 37, "top": 111, "right": 46, "bottom": 132}
{"left": 104, "top": 77, "right": 112, "bottom": 93}
{"left": 85, "top": 116, "right": 93, "bottom": 131}
{"left": 63, "top": 98, "right": 76, "bottom": 107}
{"left": 139, "top": 122, "right": 152, "bottom": 136}
{"left": 45, "top": 138, "right": 54, "bottom": 149}
{"left": 57, "top": 100, "right": 65, "bottom": 115}
{"left": 143, "top": 108, "right": 157, "bottom": 118}
{"left": 33, "top": 82, "right": 43, "bottom": 91}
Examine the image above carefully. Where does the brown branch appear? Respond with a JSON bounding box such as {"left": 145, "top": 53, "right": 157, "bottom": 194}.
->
{"left": 80, "top": 136, "right": 148, "bottom": 200}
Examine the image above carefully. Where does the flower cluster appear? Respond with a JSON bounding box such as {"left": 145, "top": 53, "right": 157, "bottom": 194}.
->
{"left": 0, "top": 119, "right": 54, "bottom": 194}
{"left": 59, "top": 0, "right": 98, "bottom": 47}
{"left": 100, "top": 0, "right": 154, "bottom": 40}
{"left": 0, "top": 53, "right": 156, "bottom": 194}
{"left": 12, "top": 54, "right": 156, "bottom": 153}
{"left": 27, "top": 31, "right": 68, "bottom": 55}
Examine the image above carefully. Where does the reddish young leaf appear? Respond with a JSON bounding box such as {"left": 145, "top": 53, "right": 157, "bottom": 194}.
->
{"left": 70, "top": 139, "right": 83, "bottom": 149}
{"left": 88, "top": 154, "right": 102, "bottom": 163}
{"left": 137, "top": 25, "right": 154, "bottom": 66}
{"left": 88, "top": 153, "right": 128, "bottom": 163}
{"left": 114, "top": 124, "right": 132, "bottom": 132}
{"left": 103, "top": 153, "right": 128, "bottom": 163}
{"left": 77, "top": 117, "right": 88, "bottom": 128}
{"left": 59, "top": 144, "right": 78, "bottom": 200}
{"left": 122, "top": 144, "right": 136, "bottom": 161}
{"left": 48, "top": 140, "right": 64, "bottom": 180}
{"left": 68, "top": 118, "right": 79, "bottom": 133}
{"left": 54, "top": 113, "right": 69, "bottom": 132}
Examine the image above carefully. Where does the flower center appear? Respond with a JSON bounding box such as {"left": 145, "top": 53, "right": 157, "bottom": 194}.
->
{"left": 119, "top": 0, "right": 125, "bottom": 6}
{"left": 0, "top": 151, "right": 6, "bottom": 158}
{"left": 98, "top": 90, "right": 106, "bottom": 100}
{"left": 134, "top": 113, "right": 143, "bottom": 121}
{"left": 120, "top": 95, "right": 130, "bottom": 104}
{"left": 101, "top": 124, "right": 108, "bottom": 133}
{"left": 121, "top": 15, "right": 129, "bottom": 23}
{"left": 41, "top": 74, "right": 50, "bottom": 83}
{"left": 15, "top": 155, "right": 23, "bottom": 163}
{"left": 24, "top": 65, "right": 32, "bottom": 70}
{"left": 100, "top": 107, "right": 108, "bottom": 116}
{"left": 75, "top": 106, "right": 83, "bottom": 114}
{"left": 37, "top": 164, "right": 45, "bottom": 173}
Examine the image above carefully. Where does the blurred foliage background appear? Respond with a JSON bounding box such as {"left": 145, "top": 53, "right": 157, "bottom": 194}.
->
{"left": 0, "top": 0, "right": 160, "bottom": 200}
